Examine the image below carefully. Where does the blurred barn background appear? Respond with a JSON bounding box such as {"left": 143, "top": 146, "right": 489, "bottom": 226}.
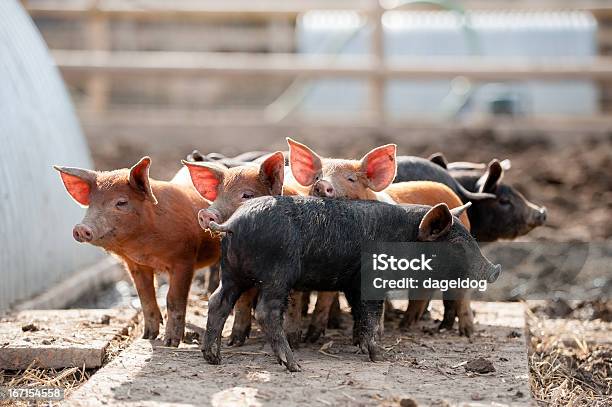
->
{"left": 22, "top": 0, "right": 612, "bottom": 176}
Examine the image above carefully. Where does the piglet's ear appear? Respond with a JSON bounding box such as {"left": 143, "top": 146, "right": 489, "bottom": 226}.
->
{"left": 478, "top": 159, "right": 503, "bottom": 194}
{"left": 450, "top": 202, "right": 471, "bottom": 219}
{"left": 129, "top": 156, "right": 158, "bottom": 204}
{"left": 53, "top": 166, "right": 96, "bottom": 207}
{"left": 428, "top": 152, "right": 448, "bottom": 169}
{"left": 418, "top": 203, "right": 453, "bottom": 241}
{"left": 182, "top": 160, "right": 225, "bottom": 202}
{"left": 287, "top": 138, "right": 322, "bottom": 187}
{"left": 259, "top": 151, "right": 285, "bottom": 196}
{"left": 360, "top": 144, "right": 397, "bottom": 192}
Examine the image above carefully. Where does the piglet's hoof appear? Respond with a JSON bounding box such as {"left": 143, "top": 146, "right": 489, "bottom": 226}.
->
{"left": 227, "top": 330, "right": 249, "bottom": 347}
{"left": 142, "top": 326, "right": 159, "bottom": 340}
{"left": 276, "top": 351, "right": 301, "bottom": 372}
{"left": 286, "top": 331, "right": 302, "bottom": 350}
{"left": 398, "top": 316, "right": 416, "bottom": 330}
{"left": 202, "top": 347, "right": 221, "bottom": 365}
{"left": 438, "top": 319, "right": 455, "bottom": 332}
{"left": 420, "top": 310, "right": 432, "bottom": 321}
{"left": 458, "top": 321, "right": 474, "bottom": 338}
{"left": 304, "top": 325, "right": 324, "bottom": 343}
{"left": 283, "top": 360, "right": 301, "bottom": 372}
{"left": 163, "top": 335, "right": 181, "bottom": 347}
{"left": 367, "top": 344, "right": 383, "bottom": 362}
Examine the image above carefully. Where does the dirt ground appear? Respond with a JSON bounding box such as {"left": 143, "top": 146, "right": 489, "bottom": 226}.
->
{"left": 66, "top": 299, "right": 530, "bottom": 407}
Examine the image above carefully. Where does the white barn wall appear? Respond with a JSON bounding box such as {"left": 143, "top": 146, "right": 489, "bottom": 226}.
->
{"left": 0, "top": 0, "right": 102, "bottom": 311}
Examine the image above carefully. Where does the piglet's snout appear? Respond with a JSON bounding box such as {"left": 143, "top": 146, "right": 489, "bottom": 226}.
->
{"left": 198, "top": 209, "right": 219, "bottom": 230}
{"left": 73, "top": 224, "right": 93, "bottom": 243}
{"left": 488, "top": 263, "right": 502, "bottom": 283}
{"left": 313, "top": 180, "right": 335, "bottom": 198}
{"left": 534, "top": 207, "right": 547, "bottom": 225}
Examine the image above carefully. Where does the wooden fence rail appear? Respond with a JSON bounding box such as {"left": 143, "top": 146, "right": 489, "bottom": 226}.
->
{"left": 53, "top": 51, "right": 612, "bottom": 81}
{"left": 25, "top": 0, "right": 612, "bottom": 123}
{"left": 23, "top": 0, "right": 612, "bottom": 20}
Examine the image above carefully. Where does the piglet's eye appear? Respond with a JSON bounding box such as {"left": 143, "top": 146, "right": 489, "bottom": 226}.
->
{"left": 242, "top": 192, "right": 255, "bottom": 200}
{"left": 116, "top": 199, "right": 128, "bottom": 207}
{"left": 347, "top": 175, "right": 357, "bottom": 183}
{"left": 499, "top": 197, "right": 511, "bottom": 206}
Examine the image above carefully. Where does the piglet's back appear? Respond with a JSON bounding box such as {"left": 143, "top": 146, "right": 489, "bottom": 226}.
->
{"left": 223, "top": 195, "right": 426, "bottom": 248}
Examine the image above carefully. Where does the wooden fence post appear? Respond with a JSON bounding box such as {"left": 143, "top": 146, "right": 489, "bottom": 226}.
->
{"left": 370, "top": 0, "right": 385, "bottom": 125}
{"left": 85, "top": 1, "right": 109, "bottom": 114}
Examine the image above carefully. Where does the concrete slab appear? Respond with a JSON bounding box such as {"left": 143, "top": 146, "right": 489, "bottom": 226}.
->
{"left": 67, "top": 301, "right": 532, "bottom": 406}
{"left": 0, "top": 308, "right": 138, "bottom": 370}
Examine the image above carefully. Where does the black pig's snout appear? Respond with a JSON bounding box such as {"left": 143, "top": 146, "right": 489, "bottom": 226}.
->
{"left": 73, "top": 224, "right": 93, "bottom": 243}
{"left": 535, "top": 207, "right": 547, "bottom": 225}
{"left": 488, "top": 264, "right": 502, "bottom": 283}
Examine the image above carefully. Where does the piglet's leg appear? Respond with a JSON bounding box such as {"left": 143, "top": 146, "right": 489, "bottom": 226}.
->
{"left": 283, "top": 290, "right": 303, "bottom": 349}
{"left": 439, "top": 299, "right": 457, "bottom": 331}
{"left": 128, "top": 263, "right": 162, "bottom": 340}
{"left": 344, "top": 290, "right": 361, "bottom": 346}
{"left": 228, "top": 288, "right": 257, "bottom": 346}
{"left": 456, "top": 290, "right": 474, "bottom": 337}
{"left": 357, "top": 300, "right": 384, "bottom": 362}
{"left": 203, "top": 281, "right": 245, "bottom": 365}
{"left": 207, "top": 262, "right": 221, "bottom": 296}
{"left": 304, "top": 291, "right": 337, "bottom": 343}
{"left": 327, "top": 294, "right": 343, "bottom": 328}
{"left": 404, "top": 299, "right": 428, "bottom": 327}
{"left": 255, "top": 291, "right": 300, "bottom": 372}
{"left": 164, "top": 266, "right": 195, "bottom": 347}
{"left": 400, "top": 289, "right": 433, "bottom": 329}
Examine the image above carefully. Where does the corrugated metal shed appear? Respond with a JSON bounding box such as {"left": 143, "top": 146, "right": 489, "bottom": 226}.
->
{"left": 0, "top": 0, "right": 102, "bottom": 311}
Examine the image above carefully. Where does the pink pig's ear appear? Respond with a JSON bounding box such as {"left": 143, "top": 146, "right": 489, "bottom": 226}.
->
{"left": 129, "top": 157, "right": 158, "bottom": 204}
{"left": 360, "top": 144, "right": 397, "bottom": 192}
{"left": 53, "top": 165, "right": 96, "bottom": 207}
{"left": 287, "top": 137, "right": 322, "bottom": 186}
{"left": 259, "top": 151, "right": 285, "bottom": 196}
{"left": 182, "top": 160, "right": 225, "bottom": 202}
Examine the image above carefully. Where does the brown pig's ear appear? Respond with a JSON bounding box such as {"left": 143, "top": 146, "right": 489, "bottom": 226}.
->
{"left": 182, "top": 160, "right": 225, "bottom": 202}
{"left": 53, "top": 166, "right": 96, "bottom": 207}
{"left": 287, "top": 137, "right": 322, "bottom": 186}
{"left": 428, "top": 152, "right": 448, "bottom": 169}
{"left": 360, "top": 144, "right": 397, "bottom": 192}
{"left": 477, "top": 159, "right": 504, "bottom": 194}
{"left": 259, "top": 151, "right": 285, "bottom": 196}
{"left": 129, "top": 157, "right": 158, "bottom": 204}
{"left": 418, "top": 203, "right": 453, "bottom": 241}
